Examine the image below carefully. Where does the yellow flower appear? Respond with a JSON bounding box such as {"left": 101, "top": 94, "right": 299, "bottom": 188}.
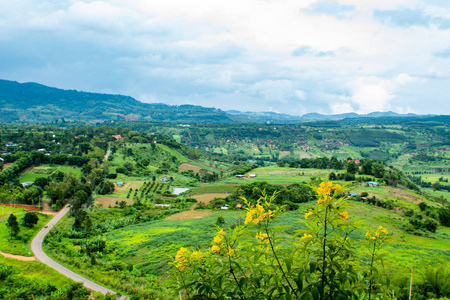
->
{"left": 256, "top": 204, "right": 265, "bottom": 214}
{"left": 376, "top": 232, "right": 380, "bottom": 238}
{"left": 253, "top": 218, "right": 260, "bottom": 225}
{"left": 227, "top": 245, "right": 234, "bottom": 256}
{"left": 191, "top": 251, "right": 203, "bottom": 259}
{"left": 332, "top": 183, "right": 342, "bottom": 191}
{"left": 218, "top": 229, "right": 226, "bottom": 236}
{"left": 245, "top": 212, "right": 253, "bottom": 224}
{"left": 305, "top": 212, "right": 314, "bottom": 219}
{"left": 301, "top": 233, "right": 313, "bottom": 241}
{"left": 338, "top": 211, "right": 348, "bottom": 221}
{"left": 175, "top": 247, "right": 187, "bottom": 261}
{"left": 378, "top": 225, "right": 383, "bottom": 231}
{"left": 176, "top": 262, "right": 187, "bottom": 271}
{"left": 381, "top": 228, "right": 388, "bottom": 235}
{"left": 255, "top": 232, "right": 269, "bottom": 243}
{"left": 267, "top": 210, "right": 274, "bottom": 220}
{"left": 214, "top": 236, "right": 222, "bottom": 244}
{"left": 211, "top": 245, "right": 221, "bottom": 253}
{"left": 250, "top": 209, "right": 259, "bottom": 215}
{"left": 366, "top": 232, "right": 372, "bottom": 237}
{"left": 317, "top": 197, "right": 327, "bottom": 204}
{"left": 370, "top": 236, "right": 376, "bottom": 240}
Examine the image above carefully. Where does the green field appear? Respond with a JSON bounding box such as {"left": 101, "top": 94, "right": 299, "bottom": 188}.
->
{"left": 0, "top": 206, "right": 52, "bottom": 256}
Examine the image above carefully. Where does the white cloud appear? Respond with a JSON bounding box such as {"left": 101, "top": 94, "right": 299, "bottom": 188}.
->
{"left": 0, "top": 0, "right": 449, "bottom": 115}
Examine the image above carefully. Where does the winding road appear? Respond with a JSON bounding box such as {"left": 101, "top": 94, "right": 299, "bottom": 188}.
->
{"left": 31, "top": 205, "right": 127, "bottom": 299}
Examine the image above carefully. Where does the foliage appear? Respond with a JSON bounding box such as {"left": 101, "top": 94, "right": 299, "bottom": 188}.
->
{"left": 6, "top": 213, "right": 20, "bottom": 239}
{"left": 22, "top": 211, "right": 39, "bottom": 228}
{"left": 170, "top": 182, "right": 392, "bottom": 299}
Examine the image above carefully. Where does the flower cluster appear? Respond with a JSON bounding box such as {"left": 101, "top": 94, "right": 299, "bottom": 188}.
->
{"left": 255, "top": 232, "right": 269, "bottom": 244}
{"left": 366, "top": 226, "right": 389, "bottom": 240}
{"left": 175, "top": 247, "right": 189, "bottom": 271}
{"left": 211, "top": 229, "right": 234, "bottom": 256}
{"left": 245, "top": 204, "right": 274, "bottom": 225}
{"left": 316, "top": 181, "right": 342, "bottom": 205}
{"left": 301, "top": 233, "right": 313, "bottom": 242}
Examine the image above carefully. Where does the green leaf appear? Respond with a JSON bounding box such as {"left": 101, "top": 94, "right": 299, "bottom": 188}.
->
{"left": 312, "top": 288, "right": 319, "bottom": 300}
{"left": 294, "top": 274, "right": 303, "bottom": 292}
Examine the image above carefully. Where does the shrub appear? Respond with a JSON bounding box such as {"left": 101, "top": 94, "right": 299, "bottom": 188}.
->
{"left": 170, "top": 182, "right": 391, "bottom": 299}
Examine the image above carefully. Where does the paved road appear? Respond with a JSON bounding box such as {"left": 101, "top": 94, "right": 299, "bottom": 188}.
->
{"left": 31, "top": 205, "right": 127, "bottom": 299}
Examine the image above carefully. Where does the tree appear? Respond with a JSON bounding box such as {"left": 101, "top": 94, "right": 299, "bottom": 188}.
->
{"left": 372, "top": 162, "right": 385, "bottom": 178}
{"left": 22, "top": 211, "right": 39, "bottom": 228}
{"left": 346, "top": 161, "right": 358, "bottom": 174}
{"left": 328, "top": 171, "right": 337, "bottom": 180}
{"left": 6, "top": 214, "right": 20, "bottom": 239}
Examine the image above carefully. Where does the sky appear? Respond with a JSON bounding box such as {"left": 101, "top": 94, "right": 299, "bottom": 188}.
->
{"left": 1, "top": 0, "right": 450, "bottom": 116}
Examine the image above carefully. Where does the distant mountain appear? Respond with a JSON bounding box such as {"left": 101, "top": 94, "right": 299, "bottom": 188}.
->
{"left": 0, "top": 79, "right": 429, "bottom": 124}
{"left": 0, "top": 80, "right": 235, "bottom": 123}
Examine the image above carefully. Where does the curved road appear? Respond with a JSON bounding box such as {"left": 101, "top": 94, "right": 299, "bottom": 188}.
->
{"left": 31, "top": 205, "right": 126, "bottom": 299}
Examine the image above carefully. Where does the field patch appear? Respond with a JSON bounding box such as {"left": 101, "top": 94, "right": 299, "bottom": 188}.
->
{"left": 96, "top": 197, "right": 134, "bottom": 207}
{"left": 191, "top": 193, "right": 229, "bottom": 207}
{"left": 165, "top": 210, "right": 218, "bottom": 220}
{"left": 179, "top": 162, "right": 202, "bottom": 173}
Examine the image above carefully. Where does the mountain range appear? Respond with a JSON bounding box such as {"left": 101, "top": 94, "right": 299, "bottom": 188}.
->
{"left": 0, "top": 79, "right": 426, "bottom": 124}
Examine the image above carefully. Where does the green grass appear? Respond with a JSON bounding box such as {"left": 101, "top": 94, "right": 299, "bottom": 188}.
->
{"left": 187, "top": 183, "right": 239, "bottom": 195}
{"left": 0, "top": 207, "right": 52, "bottom": 256}
{"left": 222, "top": 166, "right": 330, "bottom": 185}
{"left": 19, "top": 173, "right": 48, "bottom": 183}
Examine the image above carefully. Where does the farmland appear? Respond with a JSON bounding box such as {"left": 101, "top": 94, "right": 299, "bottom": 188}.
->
{"left": 0, "top": 119, "right": 449, "bottom": 299}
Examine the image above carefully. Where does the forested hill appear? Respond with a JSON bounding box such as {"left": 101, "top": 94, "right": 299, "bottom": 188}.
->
{"left": 0, "top": 80, "right": 236, "bottom": 124}
{"left": 0, "top": 79, "right": 440, "bottom": 124}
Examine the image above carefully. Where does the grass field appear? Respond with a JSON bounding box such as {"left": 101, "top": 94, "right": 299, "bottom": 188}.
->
{"left": 0, "top": 206, "right": 52, "bottom": 256}
{"left": 19, "top": 165, "right": 82, "bottom": 183}
{"left": 222, "top": 166, "right": 330, "bottom": 185}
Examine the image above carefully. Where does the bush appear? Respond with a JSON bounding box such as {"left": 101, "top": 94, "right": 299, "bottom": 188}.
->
{"left": 170, "top": 182, "right": 392, "bottom": 299}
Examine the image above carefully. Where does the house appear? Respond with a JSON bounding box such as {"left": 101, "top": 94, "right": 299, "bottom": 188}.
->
{"left": 348, "top": 192, "right": 357, "bottom": 197}
{"left": 368, "top": 181, "right": 378, "bottom": 187}
{"left": 160, "top": 176, "right": 171, "bottom": 182}
{"left": 249, "top": 174, "right": 257, "bottom": 178}
{"left": 21, "top": 182, "right": 34, "bottom": 188}
{"left": 112, "top": 135, "right": 122, "bottom": 140}
{"left": 235, "top": 175, "right": 244, "bottom": 179}
{"left": 221, "top": 204, "right": 230, "bottom": 210}
{"left": 0, "top": 157, "right": 3, "bottom": 162}
{"left": 154, "top": 204, "right": 172, "bottom": 207}
{"left": 116, "top": 182, "right": 124, "bottom": 187}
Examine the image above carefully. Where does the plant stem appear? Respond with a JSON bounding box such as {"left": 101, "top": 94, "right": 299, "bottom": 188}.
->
{"left": 320, "top": 206, "right": 329, "bottom": 300}
{"left": 227, "top": 254, "right": 247, "bottom": 300}
{"left": 368, "top": 239, "right": 377, "bottom": 300}
{"left": 266, "top": 229, "right": 299, "bottom": 299}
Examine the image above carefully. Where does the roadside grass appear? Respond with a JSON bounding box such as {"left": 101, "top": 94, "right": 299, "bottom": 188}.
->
{"left": 0, "top": 207, "right": 52, "bottom": 256}
{"left": 0, "top": 255, "right": 73, "bottom": 287}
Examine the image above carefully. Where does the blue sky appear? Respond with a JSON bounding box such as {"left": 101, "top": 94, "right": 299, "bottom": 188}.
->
{"left": 1, "top": 0, "right": 449, "bottom": 115}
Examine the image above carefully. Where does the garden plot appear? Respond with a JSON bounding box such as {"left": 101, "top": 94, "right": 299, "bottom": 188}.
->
{"left": 165, "top": 210, "right": 218, "bottom": 220}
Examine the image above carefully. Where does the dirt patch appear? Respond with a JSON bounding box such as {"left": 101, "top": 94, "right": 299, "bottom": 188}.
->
{"left": 96, "top": 197, "right": 134, "bottom": 207}
{"left": 116, "top": 181, "right": 143, "bottom": 193}
{"left": 190, "top": 193, "right": 229, "bottom": 208}
{"left": 179, "top": 163, "right": 202, "bottom": 173}
{"left": 280, "top": 151, "right": 291, "bottom": 156}
{"left": 382, "top": 187, "right": 422, "bottom": 203}
{"left": 165, "top": 210, "right": 218, "bottom": 220}
{"left": 1, "top": 163, "right": 12, "bottom": 170}
{"left": 0, "top": 250, "right": 36, "bottom": 261}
